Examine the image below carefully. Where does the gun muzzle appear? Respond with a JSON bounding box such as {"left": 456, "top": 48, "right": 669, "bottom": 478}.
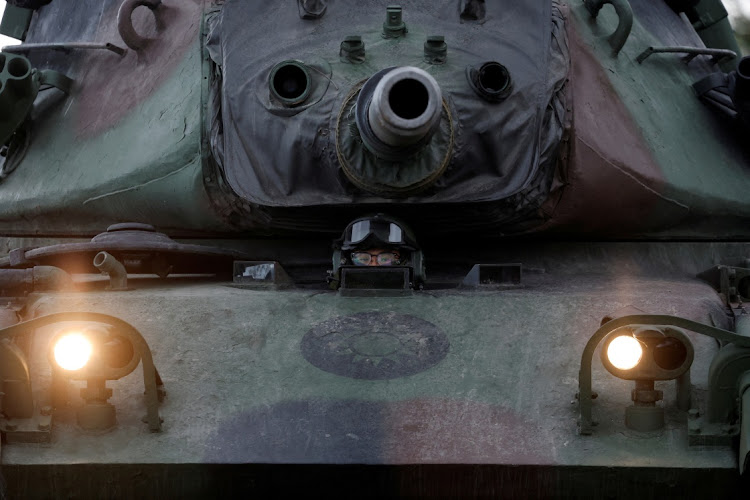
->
{"left": 364, "top": 66, "right": 442, "bottom": 150}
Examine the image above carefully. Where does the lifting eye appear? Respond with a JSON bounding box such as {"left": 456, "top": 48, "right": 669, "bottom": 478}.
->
{"left": 269, "top": 61, "right": 312, "bottom": 107}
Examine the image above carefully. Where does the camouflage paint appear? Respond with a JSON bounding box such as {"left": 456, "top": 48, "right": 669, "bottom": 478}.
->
{"left": 75, "top": 0, "right": 203, "bottom": 136}
{"left": 0, "top": 265, "right": 735, "bottom": 470}
{"left": 2, "top": 1, "right": 750, "bottom": 496}
{"left": 3, "top": 1, "right": 749, "bottom": 238}
{"left": 539, "top": 14, "right": 689, "bottom": 235}
{"left": 568, "top": 2, "right": 750, "bottom": 232}
{"left": 0, "top": 0, "right": 226, "bottom": 235}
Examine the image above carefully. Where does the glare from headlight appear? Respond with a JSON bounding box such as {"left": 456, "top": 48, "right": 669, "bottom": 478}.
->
{"left": 54, "top": 333, "right": 93, "bottom": 371}
{"left": 606, "top": 335, "right": 643, "bottom": 370}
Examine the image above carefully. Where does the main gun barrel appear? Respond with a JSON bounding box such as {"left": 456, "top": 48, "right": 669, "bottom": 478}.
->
{"left": 362, "top": 66, "right": 442, "bottom": 152}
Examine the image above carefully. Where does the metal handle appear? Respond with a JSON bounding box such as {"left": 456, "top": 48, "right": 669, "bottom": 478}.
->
{"left": 117, "top": 0, "right": 162, "bottom": 51}
{"left": 636, "top": 46, "right": 737, "bottom": 65}
{"left": 584, "top": 0, "right": 633, "bottom": 56}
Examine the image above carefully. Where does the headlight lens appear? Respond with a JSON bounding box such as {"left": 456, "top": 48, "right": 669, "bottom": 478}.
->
{"left": 653, "top": 337, "right": 688, "bottom": 370}
{"left": 606, "top": 335, "right": 643, "bottom": 370}
{"left": 53, "top": 333, "right": 93, "bottom": 371}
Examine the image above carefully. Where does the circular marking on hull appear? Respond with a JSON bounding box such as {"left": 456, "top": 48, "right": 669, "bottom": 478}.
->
{"left": 301, "top": 312, "right": 449, "bottom": 380}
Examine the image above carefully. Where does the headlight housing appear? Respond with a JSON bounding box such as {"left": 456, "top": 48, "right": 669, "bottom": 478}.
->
{"left": 600, "top": 326, "right": 694, "bottom": 381}
{"left": 0, "top": 311, "right": 163, "bottom": 440}
{"left": 48, "top": 325, "right": 139, "bottom": 380}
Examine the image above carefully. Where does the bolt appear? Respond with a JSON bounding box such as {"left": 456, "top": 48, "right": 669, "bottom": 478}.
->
{"left": 387, "top": 7, "right": 402, "bottom": 26}
{"left": 424, "top": 36, "right": 447, "bottom": 64}
{"left": 340, "top": 36, "right": 366, "bottom": 64}
{"left": 383, "top": 5, "right": 407, "bottom": 38}
{"left": 341, "top": 35, "right": 362, "bottom": 48}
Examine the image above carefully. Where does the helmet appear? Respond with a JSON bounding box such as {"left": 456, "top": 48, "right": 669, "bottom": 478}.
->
{"left": 338, "top": 214, "right": 419, "bottom": 252}
{"left": 330, "top": 214, "right": 425, "bottom": 290}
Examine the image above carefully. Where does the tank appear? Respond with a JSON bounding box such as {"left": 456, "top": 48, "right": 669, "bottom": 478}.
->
{"left": 1, "top": 0, "right": 750, "bottom": 497}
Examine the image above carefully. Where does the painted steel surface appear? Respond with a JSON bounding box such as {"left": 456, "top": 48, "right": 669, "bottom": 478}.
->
{"left": 0, "top": 272, "right": 734, "bottom": 468}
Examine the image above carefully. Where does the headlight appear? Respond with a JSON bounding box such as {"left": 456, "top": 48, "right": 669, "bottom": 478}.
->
{"left": 600, "top": 327, "right": 694, "bottom": 381}
{"left": 44, "top": 316, "right": 160, "bottom": 432}
{"left": 53, "top": 332, "right": 93, "bottom": 371}
{"left": 597, "top": 325, "right": 695, "bottom": 433}
{"left": 606, "top": 335, "right": 642, "bottom": 370}
{"left": 0, "top": 312, "right": 164, "bottom": 439}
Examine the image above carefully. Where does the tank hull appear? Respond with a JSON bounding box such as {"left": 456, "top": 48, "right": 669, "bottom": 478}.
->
{"left": 1, "top": 242, "right": 747, "bottom": 497}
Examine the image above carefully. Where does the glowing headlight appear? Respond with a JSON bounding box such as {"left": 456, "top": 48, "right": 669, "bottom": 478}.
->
{"left": 606, "top": 335, "right": 642, "bottom": 370}
{"left": 53, "top": 333, "right": 93, "bottom": 371}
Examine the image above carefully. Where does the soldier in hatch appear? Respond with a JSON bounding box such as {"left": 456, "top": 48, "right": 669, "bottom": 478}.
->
{"left": 330, "top": 214, "right": 425, "bottom": 289}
